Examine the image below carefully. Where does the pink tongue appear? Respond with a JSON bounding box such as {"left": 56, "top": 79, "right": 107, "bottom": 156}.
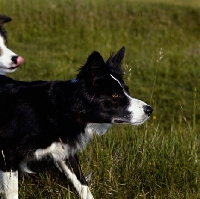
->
{"left": 16, "top": 56, "right": 24, "bottom": 66}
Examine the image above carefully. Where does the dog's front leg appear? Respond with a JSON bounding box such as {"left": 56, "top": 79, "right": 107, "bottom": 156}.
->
{"left": 56, "top": 155, "right": 94, "bottom": 199}
{"left": 0, "top": 170, "right": 18, "bottom": 199}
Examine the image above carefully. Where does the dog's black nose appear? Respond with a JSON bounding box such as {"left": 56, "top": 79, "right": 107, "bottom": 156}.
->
{"left": 11, "top": 55, "right": 18, "bottom": 64}
{"left": 143, "top": 105, "right": 153, "bottom": 116}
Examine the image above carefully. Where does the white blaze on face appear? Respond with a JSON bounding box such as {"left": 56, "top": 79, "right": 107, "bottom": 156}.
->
{"left": 0, "top": 35, "right": 18, "bottom": 74}
{"left": 126, "top": 95, "right": 149, "bottom": 125}
{"left": 110, "top": 74, "right": 150, "bottom": 125}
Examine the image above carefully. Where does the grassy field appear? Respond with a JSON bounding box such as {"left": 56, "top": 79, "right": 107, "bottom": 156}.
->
{"left": 1, "top": 0, "right": 200, "bottom": 198}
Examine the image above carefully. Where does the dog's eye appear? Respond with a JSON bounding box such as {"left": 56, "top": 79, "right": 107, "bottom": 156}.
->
{"left": 112, "top": 93, "right": 119, "bottom": 98}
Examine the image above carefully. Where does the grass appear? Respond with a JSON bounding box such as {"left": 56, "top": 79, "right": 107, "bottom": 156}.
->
{"left": 1, "top": 0, "right": 200, "bottom": 198}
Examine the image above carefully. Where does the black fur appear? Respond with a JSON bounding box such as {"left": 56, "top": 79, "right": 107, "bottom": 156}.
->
{"left": 0, "top": 47, "right": 152, "bottom": 198}
{"left": 0, "top": 14, "right": 11, "bottom": 44}
{"left": 0, "top": 47, "right": 128, "bottom": 169}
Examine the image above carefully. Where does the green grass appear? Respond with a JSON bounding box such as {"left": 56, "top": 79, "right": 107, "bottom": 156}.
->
{"left": 1, "top": 0, "right": 200, "bottom": 198}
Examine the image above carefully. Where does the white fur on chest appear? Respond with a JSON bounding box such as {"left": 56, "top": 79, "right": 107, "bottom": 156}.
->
{"left": 85, "top": 123, "right": 112, "bottom": 136}
{"left": 33, "top": 123, "right": 111, "bottom": 162}
{"left": 34, "top": 142, "right": 70, "bottom": 161}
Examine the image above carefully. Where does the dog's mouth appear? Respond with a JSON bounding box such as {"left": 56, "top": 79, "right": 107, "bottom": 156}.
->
{"left": 0, "top": 66, "right": 18, "bottom": 71}
{"left": 112, "top": 118, "right": 131, "bottom": 124}
{"left": 113, "top": 119, "right": 127, "bottom": 124}
{"left": 112, "top": 115, "right": 150, "bottom": 125}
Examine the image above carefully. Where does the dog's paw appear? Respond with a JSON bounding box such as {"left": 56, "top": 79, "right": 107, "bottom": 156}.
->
{"left": 80, "top": 185, "right": 94, "bottom": 199}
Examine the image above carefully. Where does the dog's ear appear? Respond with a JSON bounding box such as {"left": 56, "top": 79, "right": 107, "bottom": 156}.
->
{"left": 106, "top": 46, "right": 125, "bottom": 75}
{"left": 0, "top": 15, "right": 12, "bottom": 25}
{"left": 77, "top": 51, "right": 107, "bottom": 87}
{"left": 86, "top": 51, "right": 106, "bottom": 74}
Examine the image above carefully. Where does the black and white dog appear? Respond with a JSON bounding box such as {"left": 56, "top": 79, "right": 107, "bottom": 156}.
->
{"left": 0, "top": 14, "right": 24, "bottom": 76}
{"left": 0, "top": 47, "right": 152, "bottom": 199}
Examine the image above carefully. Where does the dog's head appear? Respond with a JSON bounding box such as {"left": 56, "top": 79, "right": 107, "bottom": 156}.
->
{"left": 0, "top": 14, "right": 24, "bottom": 74}
{"left": 76, "top": 47, "right": 153, "bottom": 125}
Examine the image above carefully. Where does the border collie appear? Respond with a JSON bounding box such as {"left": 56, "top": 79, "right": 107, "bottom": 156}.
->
{"left": 0, "top": 47, "right": 153, "bottom": 199}
{"left": 0, "top": 14, "right": 24, "bottom": 76}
